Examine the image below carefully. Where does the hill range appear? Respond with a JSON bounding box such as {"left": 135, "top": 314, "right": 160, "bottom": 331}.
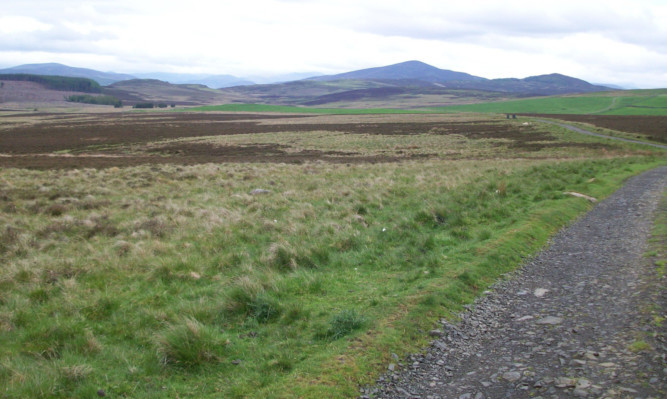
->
{"left": 0, "top": 63, "right": 253, "bottom": 88}
{"left": 220, "top": 61, "right": 612, "bottom": 107}
{"left": 0, "top": 60, "right": 618, "bottom": 108}
{"left": 0, "top": 63, "right": 135, "bottom": 86}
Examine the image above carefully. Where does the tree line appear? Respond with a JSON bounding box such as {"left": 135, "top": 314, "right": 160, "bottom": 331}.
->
{"left": 66, "top": 94, "right": 123, "bottom": 108}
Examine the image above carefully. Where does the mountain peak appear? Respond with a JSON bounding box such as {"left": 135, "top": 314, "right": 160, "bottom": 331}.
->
{"left": 525, "top": 73, "right": 582, "bottom": 81}
{"left": 308, "top": 60, "right": 485, "bottom": 83}
{"left": 391, "top": 60, "right": 435, "bottom": 68}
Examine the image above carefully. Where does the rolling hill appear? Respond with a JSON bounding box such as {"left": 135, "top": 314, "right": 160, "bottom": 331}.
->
{"left": 445, "top": 73, "right": 614, "bottom": 95}
{"left": 101, "top": 79, "right": 245, "bottom": 106}
{"left": 0, "top": 63, "right": 254, "bottom": 89}
{"left": 0, "top": 63, "right": 135, "bottom": 86}
{"left": 306, "top": 61, "right": 611, "bottom": 94}
{"left": 308, "top": 60, "right": 484, "bottom": 83}
{"left": 133, "top": 72, "right": 254, "bottom": 88}
{"left": 221, "top": 61, "right": 613, "bottom": 107}
{"left": 0, "top": 60, "right": 617, "bottom": 108}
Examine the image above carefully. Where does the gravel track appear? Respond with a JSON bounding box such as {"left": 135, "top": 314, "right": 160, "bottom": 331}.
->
{"left": 365, "top": 166, "right": 666, "bottom": 399}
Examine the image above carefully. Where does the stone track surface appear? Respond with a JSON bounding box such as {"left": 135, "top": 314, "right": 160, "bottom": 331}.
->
{"left": 365, "top": 166, "right": 666, "bottom": 399}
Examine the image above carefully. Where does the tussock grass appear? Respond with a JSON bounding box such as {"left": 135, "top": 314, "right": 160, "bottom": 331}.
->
{"left": 316, "top": 309, "right": 366, "bottom": 340}
{"left": 0, "top": 119, "right": 663, "bottom": 397}
{"left": 156, "top": 318, "right": 227, "bottom": 368}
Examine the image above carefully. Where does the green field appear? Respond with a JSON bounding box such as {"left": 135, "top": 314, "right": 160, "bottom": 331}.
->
{"left": 0, "top": 113, "right": 665, "bottom": 398}
{"left": 425, "top": 89, "right": 667, "bottom": 115}
{"left": 186, "top": 90, "right": 667, "bottom": 116}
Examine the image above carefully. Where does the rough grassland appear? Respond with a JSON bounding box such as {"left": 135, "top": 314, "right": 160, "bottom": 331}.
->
{"left": 0, "top": 113, "right": 664, "bottom": 398}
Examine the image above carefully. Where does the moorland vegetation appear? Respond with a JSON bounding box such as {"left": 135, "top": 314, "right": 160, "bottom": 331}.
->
{"left": 0, "top": 110, "right": 664, "bottom": 398}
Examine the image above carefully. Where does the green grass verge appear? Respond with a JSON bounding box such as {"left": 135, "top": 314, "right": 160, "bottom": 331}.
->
{"left": 274, "top": 157, "right": 664, "bottom": 397}
{"left": 187, "top": 104, "right": 426, "bottom": 114}
{"left": 0, "top": 154, "right": 663, "bottom": 398}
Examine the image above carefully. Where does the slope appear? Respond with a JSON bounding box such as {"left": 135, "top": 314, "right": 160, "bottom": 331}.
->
{"left": 102, "top": 79, "right": 244, "bottom": 105}
{"left": 308, "top": 60, "right": 485, "bottom": 83}
{"left": 0, "top": 63, "right": 135, "bottom": 86}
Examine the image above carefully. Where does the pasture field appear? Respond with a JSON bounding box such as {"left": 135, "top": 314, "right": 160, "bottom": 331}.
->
{"left": 0, "top": 111, "right": 664, "bottom": 398}
{"left": 425, "top": 89, "right": 667, "bottom": 116}
{"left": 189, "top": 90, "right": 667, "bottom": 116}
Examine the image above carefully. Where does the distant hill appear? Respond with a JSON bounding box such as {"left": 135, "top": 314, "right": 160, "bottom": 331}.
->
{"left": 309, "top": 60, "right": 484, "bottom": 83}
{"left": 220, "top": 79, "right": 404, "bottom": 105}
{"left": 0, "top": 63, "right": 261, "bottom": 89}
{"left": 307, "top": 62, "right": 611, "bottom": 95}
{"left": 102, "top": 79, "right": 246, "bottom": 105}
{"left": 0, "top": 63, "right": 135, "bottom": 86}
{"left": 133, "top": 72, "right": 254, "bottom": 88}
{"left": 249, "top": 72, "right": 324, "bottom": 84}
{"left": 222, "top": 62, "right": 612, "bottom": 107}
{"left": 439, "top": 73, "right": 613, "bottom": 95}
{"left": 0, "top": 79, "right": 108, "bottom": 106}
{"left": 0, "top": 73, "right": 101, "bottom": 93}
{"left": 183, "top": 75, "right": 255, "bottom": 88}
{"left": 0, "top": 60, "right": 615, "bottom": 108}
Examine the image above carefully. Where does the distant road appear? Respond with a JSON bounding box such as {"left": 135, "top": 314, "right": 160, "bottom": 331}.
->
{"left": 535, "top": 118, "right": 667, "bottom": 150}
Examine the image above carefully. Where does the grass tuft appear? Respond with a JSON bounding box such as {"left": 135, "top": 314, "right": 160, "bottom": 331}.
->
{"left": 58, "top": 363, "right": 93, "bottom": 384}
{"left": 264, "top": 242, "right": 297, "bottom": 271}
{"left": 156, "top": 318, "right": 225, "bottom": 368}
{"left": 316, "top": 309, "right": 366, "bottom": 340}
{"left": 248, "top": 293, "right": 283, "bottom": 323}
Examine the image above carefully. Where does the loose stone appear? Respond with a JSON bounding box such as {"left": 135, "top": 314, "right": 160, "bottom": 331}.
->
{"left": 502, "top": 371, "right": 521, "bottom": 382}
{"left": 535, "top": 316, "right": 563, "bottom": 325}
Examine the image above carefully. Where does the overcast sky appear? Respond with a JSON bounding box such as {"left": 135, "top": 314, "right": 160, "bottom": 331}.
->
{"left": 1, "top": 0, "right": 666, "bottom": 88}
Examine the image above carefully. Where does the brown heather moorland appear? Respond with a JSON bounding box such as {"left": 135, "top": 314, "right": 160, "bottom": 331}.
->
{"left": 0, "top": 111, "right": 650, "bottom": 170}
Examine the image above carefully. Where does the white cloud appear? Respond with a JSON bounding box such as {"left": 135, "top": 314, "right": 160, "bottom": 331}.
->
{"left": 0, "top": 0, "right": 665, "bottom": 88}
{"left": 0, "top": 16, "right": 51, "bottom": 34}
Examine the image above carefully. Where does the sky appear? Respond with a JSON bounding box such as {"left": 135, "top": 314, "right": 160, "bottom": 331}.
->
{"left": 1, "top": 0, "right": 666, "bottom": 88}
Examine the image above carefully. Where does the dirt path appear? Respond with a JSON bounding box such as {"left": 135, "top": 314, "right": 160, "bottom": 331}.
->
{"left": 365, "top": 166, "right": 666, "bottom": 399}
{"left": 593, "top": 97, "right": 619, "bottom": 114}
{"left": 536, "top": 119, "right": 667, "bottom": 150}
